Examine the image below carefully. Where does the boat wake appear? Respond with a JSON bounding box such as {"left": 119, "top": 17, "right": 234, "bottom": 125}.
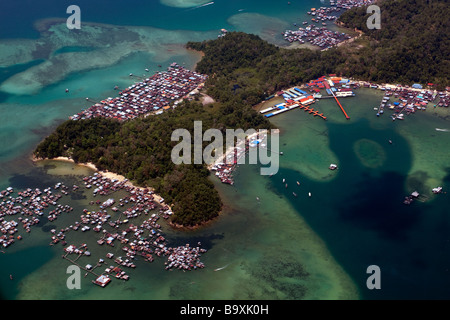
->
{"left": 192, "top": 1, "right": 214, "bottom": 9}
{"left": 214, "top": 263, "right": 230, "bottom": 271}
{"left": 435, "top": 128, "right": 450, "bottom": 132}
{"left": 184, "top": 1, "right": 214, "bottom": 13}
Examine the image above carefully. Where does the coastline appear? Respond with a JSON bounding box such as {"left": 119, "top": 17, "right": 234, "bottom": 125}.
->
{"left": 206, "top": 129, "right": 269, "bottom": 171}
{"left": 31, "top": 155, "right": 171, "bottom": 212}
{"left": 31, "top": 155, "right": 227, "bottom": 231}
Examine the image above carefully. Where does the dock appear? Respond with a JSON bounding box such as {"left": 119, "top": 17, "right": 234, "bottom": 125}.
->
{"left": 298, "top": 104, "right": 327, "bottom": 120}
{"left": 332, "top": 92, "right": 350, "bottom": 120}
{"left": 262, "top": 102, "right": 301, "bottom": 117}
{"left": 62, "top": 252, "right": 101, "bottom": 278}
{"left": 260, "top": 87, "right": 326, "bottom": 120}
{"left": 324, "top": 80, "right": 350, "bottom": 120}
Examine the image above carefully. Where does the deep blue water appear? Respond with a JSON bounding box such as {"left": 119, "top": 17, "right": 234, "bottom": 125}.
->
{"left": 274, "top": 117, "right": 450, "bottom": 299}
{"left": 0, "top": 0, "right": 318, "bottom": 38}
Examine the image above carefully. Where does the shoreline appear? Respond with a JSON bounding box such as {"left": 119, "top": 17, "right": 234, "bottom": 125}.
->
{"left": 31, "top": 155, "right": 171, "bottom": 212}
{"left": 31, "top": 155, "right": 222, "bottom": 231}
{"left": 206, "top": 129, "right": 269, "bottom": 171}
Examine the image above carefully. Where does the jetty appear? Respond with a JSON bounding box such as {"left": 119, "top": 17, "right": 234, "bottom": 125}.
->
{"left": 332, "top": 92, "right": 350, "bottom": 120}
{"left": 323, "top": 79, "right": 350, "bottom": 119}
{"left": 62, "top": 248, "right": 102, "bottom": 278}
{"left": 306, "top": 75, "right": 354, "bottom": 120}
{"left": 260, "top": 87, "right": 327, "bottom": 120}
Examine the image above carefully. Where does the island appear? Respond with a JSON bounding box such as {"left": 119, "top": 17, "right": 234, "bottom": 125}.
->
{"left": 34, "top": 0, "right": 449, "bottom": 229}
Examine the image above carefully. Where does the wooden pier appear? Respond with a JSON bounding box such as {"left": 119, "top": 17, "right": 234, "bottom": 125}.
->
{"left": 324, "top": 79, "right": 350, "bottom": 120}
{"left": 62, "top": 253, "right": 102, "bottom": 278}
{"left": 298, "top": 104, "right": 327, "bottom": 120}
{"left": 330, "top": 91, "right": 350, "bottom": 120}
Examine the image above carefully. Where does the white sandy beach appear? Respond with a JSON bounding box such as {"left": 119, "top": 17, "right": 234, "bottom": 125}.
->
{"left": 34, "top": 156, "right": 170, "bottom": 209}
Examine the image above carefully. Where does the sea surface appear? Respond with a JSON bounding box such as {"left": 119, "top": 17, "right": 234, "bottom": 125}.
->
{"left": 1, "top": 0, "right": 450, "bottom": 300}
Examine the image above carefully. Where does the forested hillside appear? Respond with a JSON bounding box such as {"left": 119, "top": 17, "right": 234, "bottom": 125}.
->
{"left": 336, "top": 0, "right": 449, "bottom": 87}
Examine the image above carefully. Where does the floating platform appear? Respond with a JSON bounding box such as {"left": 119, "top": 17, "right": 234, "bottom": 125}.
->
{"left": 264, "top": 103, "right": 300, "bottom": 117}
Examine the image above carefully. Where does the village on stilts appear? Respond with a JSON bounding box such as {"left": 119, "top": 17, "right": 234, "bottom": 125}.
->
{"left": 1, "top": 172, "right": 207, "bottom": 288}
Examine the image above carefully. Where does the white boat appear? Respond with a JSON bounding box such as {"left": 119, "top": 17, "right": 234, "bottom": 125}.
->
{"left": 329, "top": 164, "right": 338, "bottom": 170}
{"left": 308, "top": 192, "right": 312, "bottom": 197}
{"left": 432, "top": 187, "right": 443, "bottom": 194}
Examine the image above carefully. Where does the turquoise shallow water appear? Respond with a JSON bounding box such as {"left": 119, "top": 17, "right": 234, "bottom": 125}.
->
{"left": 1, "top": 0, "right": 450, "bottom": 300}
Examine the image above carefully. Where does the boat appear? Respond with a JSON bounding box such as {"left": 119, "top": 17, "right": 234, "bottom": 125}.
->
{"left": 432, "top": 186, "right": 443, "bottom": 194}
{"left": 329, "top": 164, "right": 338, "bottom": 170}
{"left": 308, "top": 192, "right": 312, "bottom": 197}
{"left": 297, "top": 181, "right": 300, "bottom": 186}
{"left": 293, "top": 192, "right": 297, "bottom": 197}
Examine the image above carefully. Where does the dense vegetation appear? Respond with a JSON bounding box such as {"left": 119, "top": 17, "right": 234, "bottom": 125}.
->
{"left": 188, "top": 0, "right": 448, "bottom": 91}
{"left": 35, "top": 97, "right": 269, "bottom": 226}
{"left": 336, "top": 0, "right": 449, "bottom": 88}
{"left": 35, "top": 0, "right": 448, "bottom": 226}
{"left": 187, "top": 33, "right": 343, "bottom": 104}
